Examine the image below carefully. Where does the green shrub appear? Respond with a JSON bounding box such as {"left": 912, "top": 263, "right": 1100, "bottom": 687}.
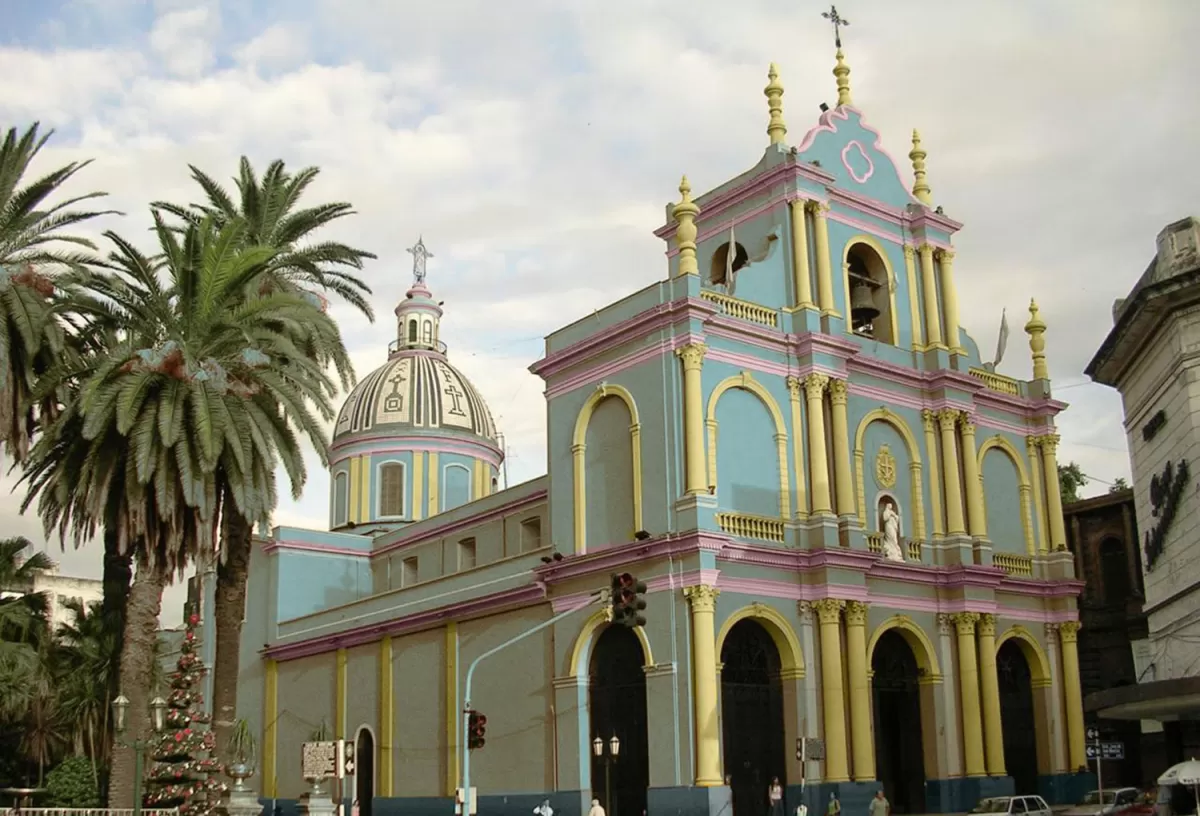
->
{"left": 44, "top": 756, "right": 101, "bottom": 808}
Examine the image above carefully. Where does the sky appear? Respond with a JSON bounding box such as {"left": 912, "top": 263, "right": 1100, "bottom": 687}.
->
{"left": 2, "top": 0, "right": 1198, "bottom": 626}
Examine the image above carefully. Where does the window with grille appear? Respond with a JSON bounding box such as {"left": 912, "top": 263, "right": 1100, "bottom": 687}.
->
{"left": 379, "top": 463, "right": 405, "bottom": 518}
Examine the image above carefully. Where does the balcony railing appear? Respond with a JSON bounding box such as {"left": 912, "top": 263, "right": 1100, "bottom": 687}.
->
{"left": 866, "top": 534, "right": 924, "bottom": 562}
{"left": 700, "top": 290, "right": 778, "bottom": 328}
{"left": 968, "top": 367, "right": 1020, "bottom": 397}
{"left": 993, "top": 552, "right": 1034, "bottom": 577}
{"left": 389, "top": 338, "right": 447, "bottom": 355}
{"left": 716, "top": 511, "right": 785, "bottom": 543}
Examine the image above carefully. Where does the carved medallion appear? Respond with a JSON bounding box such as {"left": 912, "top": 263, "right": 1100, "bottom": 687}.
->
{"left": 875, "top": 445, "right": 897, "bottom": 489}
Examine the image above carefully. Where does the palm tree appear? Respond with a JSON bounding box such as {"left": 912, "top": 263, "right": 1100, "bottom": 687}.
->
{"left": 23, "top": 211, "right": 344, "bottom": 806}
{"left": 155, "top": 157, "right": 374, "bottom": 746}
{"left": 0, "top": 122, "right": 115, "bottom": 464}
{"left": 55, "top": 598, "right": 122, "bottom": 787}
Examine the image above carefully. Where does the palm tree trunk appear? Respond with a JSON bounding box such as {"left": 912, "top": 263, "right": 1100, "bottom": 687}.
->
{"left": 107, "top": 560, "right": 166, "bottom": 809}
{"left": 101, "top": 527, "right": 132, "bottom": 629}
{"left": 211, "top": 509, "right": 252, "bottom": 756}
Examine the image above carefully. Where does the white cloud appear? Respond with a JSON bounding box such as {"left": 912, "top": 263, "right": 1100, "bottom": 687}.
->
{"left": 3, "top": 0, "right": 1199, "bottom": 618}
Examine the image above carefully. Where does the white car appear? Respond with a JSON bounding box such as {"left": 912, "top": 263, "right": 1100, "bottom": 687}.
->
{"left": 1064, "top": 788, "right": 1142, "bottom": 816}
{"left": 970, "top": 796, "right": 1054, "bottom": 816}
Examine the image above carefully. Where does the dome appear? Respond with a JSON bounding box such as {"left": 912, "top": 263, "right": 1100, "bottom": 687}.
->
{"left": 333, "top": 353, "right": 498, "bottom": 444}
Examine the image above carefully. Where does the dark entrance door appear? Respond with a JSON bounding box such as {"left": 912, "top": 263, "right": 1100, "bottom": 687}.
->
{"left": 998, "top": 641, "right": 1038, "bottom": 794}
{"left": 355, "top": 728, "right": 375, "bottom": 816}
{"left": 589, "top": 626, "right": 649, "bottom": 816}
{"left": 871, "top": 631, "right": 925, "bottom": 813}
{"left": 720, "top": 619, "right": 785, "bottom": 816}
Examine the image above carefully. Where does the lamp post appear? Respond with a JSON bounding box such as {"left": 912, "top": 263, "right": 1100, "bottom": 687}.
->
{"left": 112, "top": 693, "right": 167, "bottom": 816}
{"left": 592, "top": 735, "right": 620, "bottom": 816}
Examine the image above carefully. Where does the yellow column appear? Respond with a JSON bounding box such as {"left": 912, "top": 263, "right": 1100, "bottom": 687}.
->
{"left": 427, "top": 452, "right": 440, "bottom": 517}
{"left": 1059, "top": 621, "right": 1087, "bottom": 770}
{"left": 903, "top": 245, "right": 923, "bottom": 349}
{"left": 977, "top": 614, "right": 1006, "bottom": 776}
{"left": 809, "top": 202, "right": 837, "bottom": 316}
{"left": 937, "top": 249, "right": 962, "bottom": 353}
{"left": 918, "top": 244, "right": 943, "bottom": 347}
{"left": 790, "top": 199, "right": 815, "bottom": 309}
{"left": 672, "top": 176, "right": 701, "bottom": 277}
{"left": 829, "top": 378, "right": 856, "bottom": 520}
{"left": 814, "top": 598, "right": 850, "bottom": 782}
{"left": 677, "top": 343, "right": 708, "bottom": 496}
{"left": 921, "top": 410, "right": 945, "bottom": 538}
{"left": 335, "top": 647, "right": 347, "bottom": 739}
{"left": 684, "top": 585, "right": 723, "bottom": 786}
{"left": 937, "top": 409, "right": 966, "bottom": 536}
{"left": 412, "top": 451, "right": 425, "bottom": 521}
{"left": 845, "top": 601, "right": 874, "bottom": 781}
{"left": 348, "top": 456, "right": 361, "bottom": 524}
{"left": 952, "top": 612, "right": 987, "bottom": 777}
{"left": 360, "top": 454, "right": 371, "bottom": 521}
{"left": 445, "top": 622, "right": 459, "bottom": 796}
{"left": 959, "top": 414, "right": 988, "bottom": 538}
{"left": 1040, "top": 433, "right": 1068, "bottom": 551}
{"left": 786, "top": 377, "right": 808, "bottom": 519}
{"left": 379, "top": 636, "right": 394, "bottom": 795}
{"left": 1026, "top": 437, "right": 1048, "bottom": 553}
{"left": 263, "top": 659, "right": 278, "bottom": 798}
{"left": 803, "top": 374, "right": 833, "bottom": 515}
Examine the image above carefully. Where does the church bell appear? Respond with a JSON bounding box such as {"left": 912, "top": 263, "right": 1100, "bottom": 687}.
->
{"left": 850, "top": 279, "right": 880, "bottom": 327}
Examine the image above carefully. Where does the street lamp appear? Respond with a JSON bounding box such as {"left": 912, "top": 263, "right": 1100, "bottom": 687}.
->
{"left": 113, "top": 693, "right": 167, "bottom": 816}
{"left": 592, "top": 735, "right": 620, "bottom": 816}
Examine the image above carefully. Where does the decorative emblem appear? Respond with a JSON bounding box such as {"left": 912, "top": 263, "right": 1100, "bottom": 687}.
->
{"left": 874, "top": 444, "right": 897, "bottom": 489}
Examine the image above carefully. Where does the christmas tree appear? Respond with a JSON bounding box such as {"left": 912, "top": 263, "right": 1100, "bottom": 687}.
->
{"left": 143, "top": 609, "right": 229, "bottom": 816}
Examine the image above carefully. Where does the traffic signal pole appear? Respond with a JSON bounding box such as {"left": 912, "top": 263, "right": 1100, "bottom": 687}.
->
{"left": 460, "top": 589, "right": 607, "bottom": 816}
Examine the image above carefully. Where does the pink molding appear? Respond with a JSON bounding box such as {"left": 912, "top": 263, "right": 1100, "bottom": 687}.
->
{"left": 262, "top": 540, "right": 370, "bottom": 558}
{"left": 841, "top": 141, "right": 875, "bottom": 184}
{"left": 794, "top": 106, "right": 912, "bottom": 198}
{"left": 372, "top": 488, "right": 548, "bottom": 557}
{"left": 545, "top": 338, "right": 672, "bottom": 401}
{"left": 331, "top": 436, "right": 503, "bottom": 467}
{"left": 549, "top": 567, "right": 722, "bottom": 612}
{"left": 263, "top": 583, "right": 547, "bottom": 662}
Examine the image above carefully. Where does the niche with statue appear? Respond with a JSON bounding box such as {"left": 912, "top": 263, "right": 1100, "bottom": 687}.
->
{"left": 876, "top": 494, "right": 906, "bottom": 562}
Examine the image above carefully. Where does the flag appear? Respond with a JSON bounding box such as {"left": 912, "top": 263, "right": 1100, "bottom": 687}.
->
{"left": 725, "top": 224, "right": 737, "bottom": 295}
{"left": 993, "top": 308, "right": 1010, "bottom": 367}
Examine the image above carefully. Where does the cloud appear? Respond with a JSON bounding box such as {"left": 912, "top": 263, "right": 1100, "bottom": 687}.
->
{"left": 3, "top": 0, "right": 1199, "bottom": 620}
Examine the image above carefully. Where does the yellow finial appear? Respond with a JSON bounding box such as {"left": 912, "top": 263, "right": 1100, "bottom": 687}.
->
{"left": 1024, "top": 298, "right": 1049, "bottom": 380}
{"left": 672, "top": 175, "right": 701, "bottom": 277}
{"left": 909, "top": 129, "right": 932, "bottom": 205}
{"left": 833, "top": 48, "right": 852, "bottom": 107}
{"left": 764, "top": 62, "right": 787, "bottom": 146}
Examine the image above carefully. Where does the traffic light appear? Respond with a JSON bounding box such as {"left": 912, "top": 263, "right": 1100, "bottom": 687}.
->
{"left": 467, "top": 709, "right": 487, "bottom": 750}
{"left": 610, "top": 572, "right": 647, "bottom": 628}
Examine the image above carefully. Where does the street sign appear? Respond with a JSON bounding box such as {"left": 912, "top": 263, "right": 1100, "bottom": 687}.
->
{"left": 301, "top": 741, "right": 338, "bottom": 779}
{"left": 455, "top": 788, "right": 478, "bottom": 815}
{"left": 1085, "top": 742, "right": 1125, "bottom": 760}
{"left": 1086, "top": 727, "right": 1100, "bottom": 741}
{"left": 338, "top": 740, "right": 356, "bottom": 777}
{"left": 805, "top": 738, "right": 825, "bottom": 761}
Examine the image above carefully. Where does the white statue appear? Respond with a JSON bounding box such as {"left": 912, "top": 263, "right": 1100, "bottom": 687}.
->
{"left": 406, "top": 236, "right": 434, "bottom": 284}
{"left": 881, "top": 500, "right": 904, "bottom": 562}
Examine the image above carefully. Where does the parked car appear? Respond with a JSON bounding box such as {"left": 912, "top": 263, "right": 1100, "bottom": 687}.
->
{"left": 1064, "top": 788, "right": 1143, "bottom": 816}
{"left": 1123, "top": 790, "right": 1158, "bottom": 816}
{"left": 970, "top": 796, "right": 1054, "bottom": 816}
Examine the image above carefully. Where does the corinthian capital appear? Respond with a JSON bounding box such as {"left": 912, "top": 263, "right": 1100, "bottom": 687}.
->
{"left": 935, "top": 248, "right": 956, "bottom": 264}
{"left": 902, "top": 244, "right": 916, "bottom": 263}
{"left": 977, "top": 613, "right": 997, "bottom": 637}
{"left": 804, "top": 373, "right": 830, "bottom": 401}
{"left": 950, "top": 611, "right": 979, "bottom": 635}
{"left": 1041, "top": 433, "right": 1061, "bottom": 452}
{"left": 812, "top": 597, "right": 845, "bottom": 624}
{"left": 1058, "top": 620, "right": 1080, "bottom": 643}
{"left": 936, "top": 408, "right": 960, "bottom": 432}
{"left": 844, "top": 600, "right": 869, "bottom": 627}
{"left": 786, "top": 376, "right": 803, "bottom": 399}
{"left": 683, "top": 584, "right": 719, "bottom": 612}
{"left": 959, "top": 413, "right": 977, "bottom": 436}
{"left": 676, "top": 342, "right": 708, "bottom": 371}
{"left": 921, "top": 408, "right": 937, "bottom": 432}
{"left": 828, "top": 377, "right": 849, "bottom": 405}
{"left": 806, "top": 200, "right": 831, "bottom": 216}
{"left": 1025, "top": 435, "right": 1042, "bottom": 451}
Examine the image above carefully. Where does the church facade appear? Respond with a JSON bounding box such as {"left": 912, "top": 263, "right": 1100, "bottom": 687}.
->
{"left": 237, "top": 48, "right": 1093, "bottom": 816}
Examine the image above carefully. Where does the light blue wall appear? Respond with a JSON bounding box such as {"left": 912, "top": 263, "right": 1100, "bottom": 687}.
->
{"left": 275, "top": 550, "right": 371, "bottom": 621}
{"left": 861, "top": 418, "right": 914, "bottom": 534}
{"left": 584, "top": 395, "right": 637, "bottom": 547}
{"left": 714, "top": 387, "right": 781, "bottom": 517}
{"left": 981, "top": 446, "right": 1025, "bottom": 553}
{"left": 695, "top": 207, "right": 789, "bottom": 310}
{"left": 796, "top": 109, "right": 915, "bottom": 211}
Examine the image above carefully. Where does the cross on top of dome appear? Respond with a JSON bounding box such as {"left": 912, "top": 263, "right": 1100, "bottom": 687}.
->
{"left": 407, "top": 236, "right": 434, "bottom": 285}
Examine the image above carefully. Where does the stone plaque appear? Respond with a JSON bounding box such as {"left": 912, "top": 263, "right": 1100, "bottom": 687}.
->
{"left": 302, "top": 741, "right": 338, "bottom": 779}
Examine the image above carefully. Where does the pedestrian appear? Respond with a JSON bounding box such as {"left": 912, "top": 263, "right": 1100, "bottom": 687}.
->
{"left": 827, "top": 793, "right": 841, "bottom": 816}
{"left": 534, "top": 799, "right": 554, "bottom": 816}
{"left": 868, "top": 790, "right": 889, "bottom": 816}
{"left": 587, "top": 799, "right": 606, "bottom": 816}
{"left": 768, "top": 777, "right": 784, "bottom": 816}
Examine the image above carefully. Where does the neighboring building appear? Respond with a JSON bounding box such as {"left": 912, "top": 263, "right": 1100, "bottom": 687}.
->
{"left": 1084, "top": 216, "right": 1200, "bottom": 767}
{"left": 1062, "top": 490, "right": 1153, "bottom": 786}
{"left": 237, "top": 47, "right": 1093, "bottom": 816}
{"left": 0, "top": 559, "right": 104, "bottom": 631}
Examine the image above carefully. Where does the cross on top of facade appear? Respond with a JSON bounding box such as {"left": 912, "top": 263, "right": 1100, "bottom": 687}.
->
{"left": 822, "top": 4, "right": 850, "bottom": 48}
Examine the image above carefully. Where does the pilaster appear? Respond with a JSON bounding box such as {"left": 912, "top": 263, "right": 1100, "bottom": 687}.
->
{"left": 903, "top": 245, "right": 923, "bottom": 350}
{"left": 952, "top": 612, "right": 986, "bottom": 777}
{"left": 844, "top": 601, "right": 874, "bottom": 781}
{"left": 922, "top": 410, "right": 945, "bottom": 539}
{"left": 1039, "top": 433, "right": 1069, "bottom": 551}
{"left": 1044, "top": 623, "right": 1068, "bottom": 773}
{"left": 937, "top": 409, "right": 967, "bottom": 537}
{"left": 814, "top": 598, "right": 849, "bottom": 782}
{"left": 936, "top": 615, "right": 961, "bottom": 779}
{"left": 937, "top": 249, "right": 962, "bottom": 354}
{"left": 959, "top": 414, "right": 988, "bottom": 539}
{"left": 789, "top": 199, "right": 816, "bottom": 310}
{"left": 677, "top": 343, "right": 709, "bottom": 497}
{"left": 976, "top": 614, "right": 1005, "bottom": 777}
{"left": 809, "top": 201, "right": 837, "bottom": 318}
{"left": 804, "top": 374, "right": 833, "bottom": 515}
{"left": 918, "top": 244, "right": 943, "bottom": 347}
{"left": 829, "top": 378, "right": 857, "bottom": 522}
{"left": 1026, "top": 436, "right": 1049, "bottom": 554}
{"left": 684, "top": 585, "right": 723, "bottom": 786}
{"left": 552, "top": 674, "right": 590, "bottom": 793}
{"left": 797, "top": 602, "right": 822, "bottom": 784}
{"left": 1059, "top": 620, "right": 1086, "bottom": 771}
{"left": 786, "top": 377, "right": 809, "bottom": 519}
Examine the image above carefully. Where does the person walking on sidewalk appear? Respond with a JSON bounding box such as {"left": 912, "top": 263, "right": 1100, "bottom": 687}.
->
{"left": 867, "top": 790, "right": 890, "bottom": 816}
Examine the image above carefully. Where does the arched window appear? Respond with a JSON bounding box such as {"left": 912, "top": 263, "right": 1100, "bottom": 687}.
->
{"left": 846, "top": 243, "right": 895, "bottom": 345}
{"left": 1099, "top": 537, "right": 1131, "bottom": 606}
{"left": 378, "top": 462, "right": 406, "bottom": 518}
{"left": 710, "top": 241, "right": 749, "bottom": 288}
{"left": 333, "top": 471, "right": 349, "bottom": 527}
{"left": 407, "top": 320, "right": 417, "bottom": 342}
{"left": 422, "top": 320, "right": 433, "bottom": 343}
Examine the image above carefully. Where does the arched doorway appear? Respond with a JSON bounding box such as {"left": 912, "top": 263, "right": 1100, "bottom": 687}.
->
{"left": 354, "top": 727, "right": 375, "bottom": 816}
{"left": 998, "top": 640, "right": 1038, "bottom": 795}
{"left": 871, "top": 631, "right": 925, "bottom": 813}
{"left": 589, "top": 625, "right": 649, "bottom": 816}
{"left": 721, "top": 619, "right": 785, "bottom": 816}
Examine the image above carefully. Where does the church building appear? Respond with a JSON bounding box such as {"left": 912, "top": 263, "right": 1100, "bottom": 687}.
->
{"left": 237, "top": 43, "right": 1093, "bottom": 816}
